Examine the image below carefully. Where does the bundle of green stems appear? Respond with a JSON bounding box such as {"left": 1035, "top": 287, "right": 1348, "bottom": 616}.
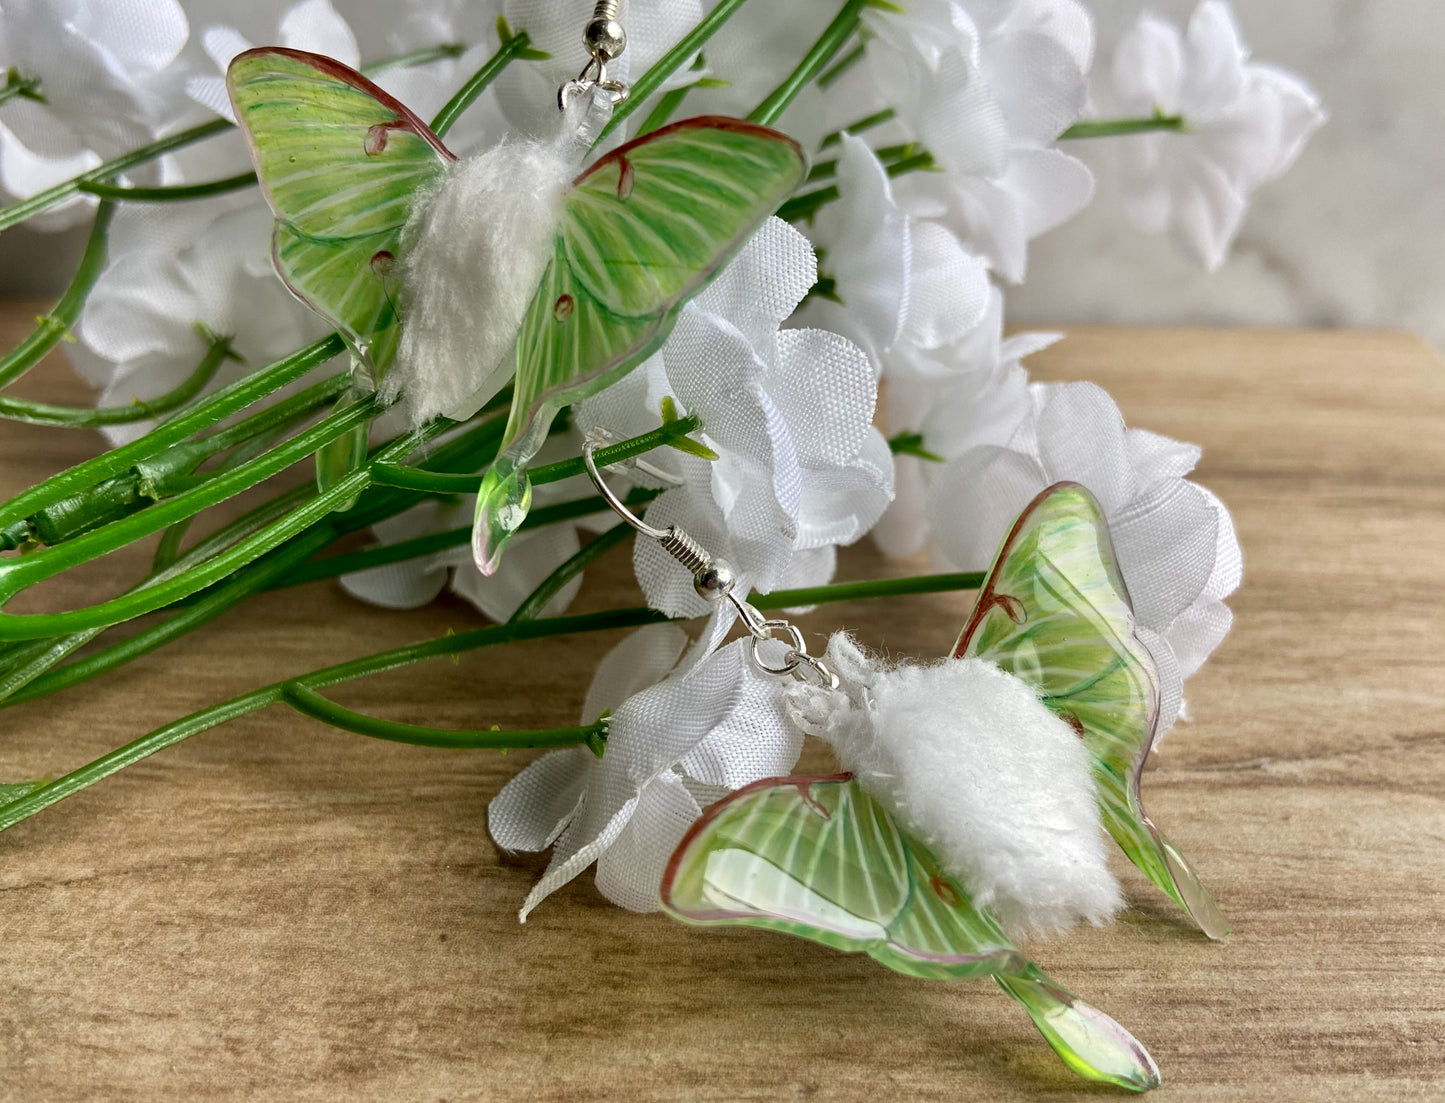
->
{"left": 0, "top": 0, "right": 1180, "bottom": 835}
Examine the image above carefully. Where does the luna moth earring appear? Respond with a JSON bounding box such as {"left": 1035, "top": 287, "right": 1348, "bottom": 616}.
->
{"left": 587, "top": 447, "right": 1230, "bottom": 1091}
{"left": 226, "top": 5, "right": 808, "bottom": 575}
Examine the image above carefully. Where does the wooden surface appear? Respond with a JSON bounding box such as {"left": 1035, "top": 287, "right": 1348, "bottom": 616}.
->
{"left": 2, "top": 320, "right": 1444, "bottom": 1102}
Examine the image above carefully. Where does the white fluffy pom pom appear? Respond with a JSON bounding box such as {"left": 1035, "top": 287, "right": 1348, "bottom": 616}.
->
{"left": 384, "top": 136, "right": 576, "bottom": 425}
{"left": 382, "top": 82, "right": 620, "bottom": 428}
{"left": 787, "top": 633, "right": 1122, "bottom": 939}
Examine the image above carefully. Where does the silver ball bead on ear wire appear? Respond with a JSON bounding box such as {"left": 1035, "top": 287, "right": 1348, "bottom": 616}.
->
{"left": 693, "top": 559, "right": 737, "bottom": 603}
{"left": 584, "top": 18, "right": 627, "bottom": 61}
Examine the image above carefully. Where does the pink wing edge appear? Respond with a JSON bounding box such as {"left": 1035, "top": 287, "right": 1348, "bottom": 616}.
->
{"left": 574, "top": 114, "right": 806, "bottom": 188}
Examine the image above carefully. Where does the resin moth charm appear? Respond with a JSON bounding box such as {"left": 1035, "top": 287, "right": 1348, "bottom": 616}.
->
{"left": 226, "top": 48, "right": 806, "bottom": 569}
{"left": 661, "top": 483, "right": 1229, "bottom": 1091}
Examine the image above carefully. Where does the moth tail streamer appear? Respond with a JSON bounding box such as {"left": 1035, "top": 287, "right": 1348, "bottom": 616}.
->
{"left": 473, "top": 451, "right": 533, "bottom": 574}
{"left": 996, "top": 964, "right": 1162, "bottom": 1092}
{"left": 1152, "top": 824, "right": 1231, "bottom": 940}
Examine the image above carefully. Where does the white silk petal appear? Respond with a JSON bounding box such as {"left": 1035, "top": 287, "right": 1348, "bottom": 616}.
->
{"left": 488, "top": 746, "right": 594, "bottom": 853}
{"left": 578, "top": 624, "right": 689, "bottom": 725}
{"left": 593, "top": 772, "right": 702, "bottom": 912}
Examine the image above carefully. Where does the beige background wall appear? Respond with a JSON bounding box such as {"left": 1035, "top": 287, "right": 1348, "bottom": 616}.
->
{"left": 1010, "top": 1, "right": 1444, "bottom": 347}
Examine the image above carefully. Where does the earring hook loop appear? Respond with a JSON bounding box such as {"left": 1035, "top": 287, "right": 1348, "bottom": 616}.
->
{"left": 581, "top": 435, "right": 837, "bottom": 689}
{"left": 582, "top": 437, "right": 670, "bottom": 540}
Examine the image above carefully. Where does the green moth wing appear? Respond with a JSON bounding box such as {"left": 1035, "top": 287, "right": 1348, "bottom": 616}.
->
{"left": 662, "top": 775, "right": 1160, "bottom": 1092}
{"left": 953, "top": 482, "right": 1228, "bottom": 939}
{"left": 473, "top": 116, "right": 808, "bottom": 573}
{"left": 227, "top": 47, "right": 454, "bottom": 373}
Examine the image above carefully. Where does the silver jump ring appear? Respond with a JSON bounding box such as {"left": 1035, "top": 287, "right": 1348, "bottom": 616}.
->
{"left": 558, "top": 57, "right": 630, "bottom": 109}
{"left": 791, "top": 650, "right": 841, "bottom": 690}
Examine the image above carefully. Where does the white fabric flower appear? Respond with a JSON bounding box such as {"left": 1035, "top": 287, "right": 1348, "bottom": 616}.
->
{"left": 488, "top": 622, "right": 802, "bottom": 918}
{"left": 184, "top": 0, "right": 361, "bottom": 123}
{"left": 927, "top": 381, "right": 1242, "bottom": 731}
{"left": 871, "top": 289, "right": 1057, "bottom": 557}
{"left": 842, "top": 0, "right": 1095, "bottom": 282}
{"left": 0, "top": 0, "right": 191, "bottom": 226}
{"left": 0, "top": 0, "right": 189, "bottom": 162}
{"left": 1093, "top": 0, "right": 1326, "bottom": 269}
{"left": 74, "top": 201, "right": 331, "bottom": 445}
{"left": 803, "top": 134, "right": 991, "bottom": 374}
{"left": 579, "top": 217, "right": 893, "bottom": 619}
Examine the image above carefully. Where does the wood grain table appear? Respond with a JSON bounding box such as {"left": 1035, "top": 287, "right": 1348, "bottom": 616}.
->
{"left": 1, "top": 318, "right": 1443, "bottom": 1102}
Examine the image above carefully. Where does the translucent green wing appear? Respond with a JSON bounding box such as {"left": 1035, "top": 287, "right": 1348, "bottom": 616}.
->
{"left": 662, "top": 775, "right": 1160, "bottom": 1092}
{"left": 272, "top": 223, "right": 403, "bottom": 373}
{"left": 954, "top": 482, "right": 1228, "bottom": 938}
{"left": 227, "top": 47, "right": 454, "bottom": 371}
{"left": 472, "top": 117, "right": 808, "bottom": 573}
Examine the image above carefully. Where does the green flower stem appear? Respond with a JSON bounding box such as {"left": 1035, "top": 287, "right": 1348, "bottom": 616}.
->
{"left": 283, "top": 682, "right": 605, "bottom": 752}
{"left": 0, "top": 334, "right": 344, "bottom": 545}
{"left": 0, "top": 69, "right": 45, "bottom": 106}
{"left": 5, "top": 416, "right": 513, "bottom": 703}
{"left": 365, "top": 464, "right": 477, "bottom": 495}
{"left": 749, "top": 0, "right": 869, "bottom": 127}
{"left": 819, "top": 107, "right": 898, "bottom": 148}
{"left": 361, "top": 43, "right": 467, "bottom": 75}
{"left": 807, "top": 140, "right": 930, "bottom": 183}
{"left": 751, "top": 571, "right": 983, "bottom": 609}
{"left": 152, "top": 519, "right": 195, "bottom": 572}
{"left": 0, "top": 43, "right": 484, "bottom": 231}
{"left": 1060, "top": 115, "right": 1185, "bottom": 140}
{"left": 77, "top": 171, "right": 259, "bottom": 203}
{"left": 0, "top": 610, "right": 662, "bottom": 834}
{"left": 635, "top": 84, "right": 696, "bottom": 137}
{"left": 370, "top": 415, "right": 702, "bottom": 495}
{"left": 778, "top": 146, "right": 935, "bottom": 223}
{"left": 596, "top": 0, "right": 755, "bottom": 144}
{"left": 0, "top": 119, "right": 233, "bottom": 233}
{"left": 0, "top": 570, "right": 985, "bottom": 834}
{"left": 12, "top": 371, "right": 349, "bottom": 549}
{"left": 535, "top": 416, "right": 703, "bottom": 487}
{"left": 279, "top": 487, "right": 662, "bottom": 590}
{"left": 191, "top": 372, "right": 351, "bottom": 457}
{"left": 888, "top": 430, "right": 944, "bottom": 462}
{"left": 429, "top": 25, "right": 536, "bottom": 139}
{"left": 817, "top": 42, "right": 867, "bottom": 89}
{"left": 0, "top": 200, "right": 115, "bottom": 390}
{"left": 885, "top": 151, "right": 937, "bottom": 176}
{"left": 0, "top": 330, "right": 235, "bottom": 428}
{"left": 3, "top": 528, "right": 336, "bottom": 707}
{"left": 3, "top": 470, "right": 342, "bottom": 700}
{"left": 0, "top": 631, "right": 100, "bottom": 701}
{"left": 509, "top": 521, "right": 633, "bottom": 624}
{"left": 0, "top": 399, "right": 393, "bottom": 639}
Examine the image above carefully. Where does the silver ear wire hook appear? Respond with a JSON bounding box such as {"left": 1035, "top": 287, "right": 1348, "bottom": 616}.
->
{"left": 559, "top": 0, "right": 631, "bottom": 109}
{"left": 582, "top": 437, "right": 736, "bottom": 601}
{"left": 582, "top": 435, "right": 838, "bottom": 689}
